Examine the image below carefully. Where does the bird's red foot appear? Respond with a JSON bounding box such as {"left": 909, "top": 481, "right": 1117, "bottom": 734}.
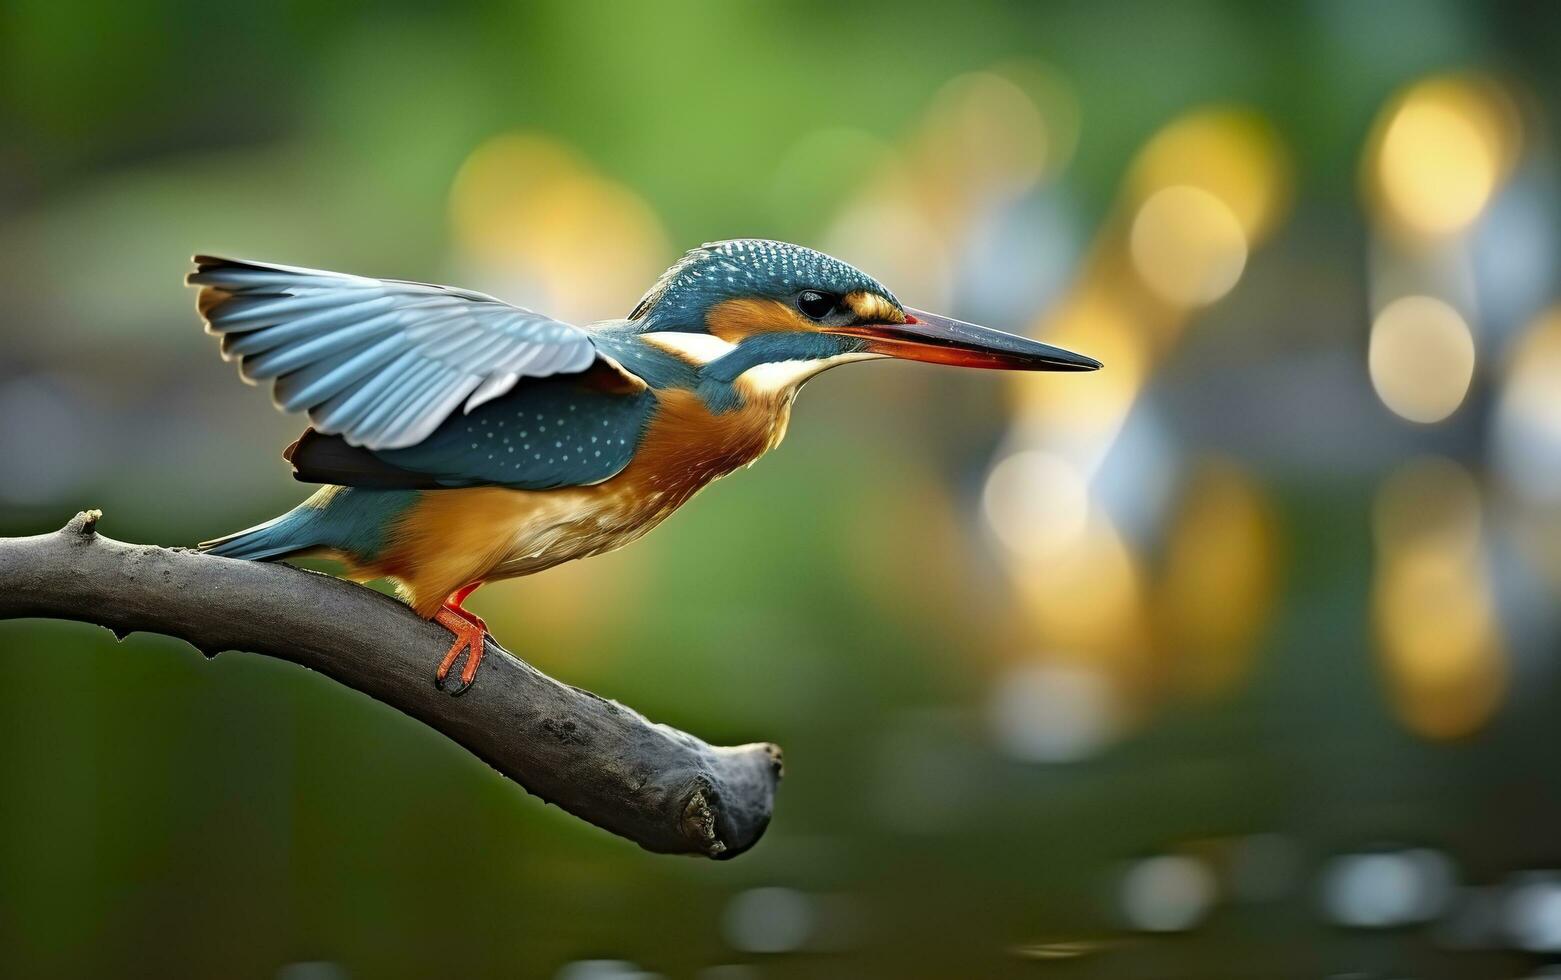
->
{"left": 433, "top": 582, "right": 488, "bottom": 696}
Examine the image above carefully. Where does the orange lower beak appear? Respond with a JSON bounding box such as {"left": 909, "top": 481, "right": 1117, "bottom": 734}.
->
{"left": 825, "top": 307, "right": 1101, "bottom": 372}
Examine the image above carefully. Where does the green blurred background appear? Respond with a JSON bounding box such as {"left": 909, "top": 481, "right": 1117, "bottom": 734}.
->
{"left": 6, "top": 1, "right": 1561, "bottom": 977}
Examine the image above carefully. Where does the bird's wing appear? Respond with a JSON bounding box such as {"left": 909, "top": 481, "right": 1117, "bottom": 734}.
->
{"left": 191, "top": 255, "right": 623, "bottom": 451}
{"left": 286, "top": 366, "right": 656, "bottom": 491}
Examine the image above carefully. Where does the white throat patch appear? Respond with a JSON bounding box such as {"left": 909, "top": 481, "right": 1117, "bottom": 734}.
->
{"left": 737, "top": 352, "right": 882, "bottom": 397}
{"left": 641, "top": 331, "right": 738, "bottom": 366}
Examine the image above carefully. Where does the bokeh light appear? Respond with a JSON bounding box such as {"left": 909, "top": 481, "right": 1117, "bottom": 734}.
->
{"left": 1367, "top": 75, "right": 1521, "bottom": 239}
{"left": 1130, "top": 108, "right": 1290, "bottom": 241}
{"left": 914, "top": 70, "right": 1051, "bottom": 204}
{"left": 1154, "top": 459, "right": 1280, "bottom": 699}
{"left": 450, "top": 133, "right": 584, "bottom": 261}
{"left": 448, "top": 132, "right": 670, "bottom": 322}
{"left": 1008, "top": 287, "right": 1149, "bottom": 452}
{"left": 1119, "top": 855, "right": 1217, "bottom": 933}
{"left": 1368, "top": 295, "right": 1477, "bottom": 423}
{"left": 1320, "top": 849, "right": 1455, "bottom": 928}
{"left": 989, "top": 661, "right": 1116, "bottom": 763}
{"left": 554, "top": 961, "right": 659, "bottom": 980}
{"left": 1507, "top": 875, "right": 1561, "bottom": 953}
{"left": 1372, "top": 458, "right": 1507, "bottom": 739}
{"left": 1495, "top": 307, "right": 1561, "bottom": 506}
{"left": 722, "top": 887, "right": 816, "bottom": 955}
{"left": 909, "top": 63, "right": 1076, "bottom": 225}
{"left": 1374, "top": 517, "right": 1505, "bottom": 745}
{"left": 981, "top": 449, "right": 1090, "bottom": 561}
{"left": 1010, "top": 512, "right": 1148, "bottom": 660}
{"left": 992, "top": 102, "right": 1293, "bottom": 750}
{"left": 1129, "top": 185, "right": 1248, "bottom": 308}
{"left": 1373, "top": 455, "right": 1484, "bottom": 559}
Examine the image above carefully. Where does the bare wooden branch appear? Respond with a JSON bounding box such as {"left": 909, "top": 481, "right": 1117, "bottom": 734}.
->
{"left": 0, "top": 511, "right": 782, "bottom": 858}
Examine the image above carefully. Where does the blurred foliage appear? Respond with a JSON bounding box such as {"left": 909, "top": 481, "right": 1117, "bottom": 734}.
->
{"left": 5, "top": 1, "right": 1561, "bottom": 977}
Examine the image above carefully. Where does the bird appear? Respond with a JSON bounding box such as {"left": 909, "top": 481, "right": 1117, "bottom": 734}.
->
{"left": 191, "top": 239, "right": 1099, "bottom": 693}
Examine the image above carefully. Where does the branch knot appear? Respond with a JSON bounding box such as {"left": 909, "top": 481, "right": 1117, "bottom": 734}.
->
{"left": 66, "top": 509, "right": 103, "bottom": 537}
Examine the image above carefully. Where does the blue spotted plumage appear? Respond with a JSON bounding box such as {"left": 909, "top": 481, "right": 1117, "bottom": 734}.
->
{"left": 193, "top": 239, "right": 1098, "bottom": 692}
{"left": 376, "top": 373, "right": 653, "bottom": 489}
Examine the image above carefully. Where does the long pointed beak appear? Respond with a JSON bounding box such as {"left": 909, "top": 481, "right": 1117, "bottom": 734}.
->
{"left": 824, "top": 307, "right": 1101, "bottom": 372}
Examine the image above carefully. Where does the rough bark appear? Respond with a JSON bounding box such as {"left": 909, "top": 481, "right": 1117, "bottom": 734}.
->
{"left": 0, "top": 511, "right": 781, "bottom": 858}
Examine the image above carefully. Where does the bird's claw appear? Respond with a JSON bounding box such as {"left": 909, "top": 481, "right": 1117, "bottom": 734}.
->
{"left": 433, "top": 606, "right": 488, "bottom": 696}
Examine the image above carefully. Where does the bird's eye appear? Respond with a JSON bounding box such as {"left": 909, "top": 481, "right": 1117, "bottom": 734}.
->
{"left": 797, "top": 290, "right": 837, "bottom": 320}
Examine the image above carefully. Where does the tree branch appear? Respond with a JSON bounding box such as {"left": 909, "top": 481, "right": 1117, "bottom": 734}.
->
{"left": 0, "top": 511, "right": 782, "bottom": 858}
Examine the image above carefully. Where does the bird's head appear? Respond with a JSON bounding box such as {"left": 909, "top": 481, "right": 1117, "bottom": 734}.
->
{"left": 627, "top": 239, "right": 1099, "bottom": 392}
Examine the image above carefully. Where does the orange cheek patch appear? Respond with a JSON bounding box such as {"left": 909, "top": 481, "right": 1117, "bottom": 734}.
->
{"left": 706, "top": 297, "right": 817, "bottom": 343}
{"left": 843, "top": 291, "right": 905, "bottom": 324}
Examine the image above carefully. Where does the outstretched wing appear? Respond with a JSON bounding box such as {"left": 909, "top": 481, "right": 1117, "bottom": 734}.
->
{"left": 190, "top": 255, "right": 604, "bottom": 451}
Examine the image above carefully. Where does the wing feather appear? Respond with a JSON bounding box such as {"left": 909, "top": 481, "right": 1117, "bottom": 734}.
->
{"left": 192, "top": 255, "right": 604, "bottom": 450}
{"left": 273, "top": 334, "right": 405, "bottom": 412}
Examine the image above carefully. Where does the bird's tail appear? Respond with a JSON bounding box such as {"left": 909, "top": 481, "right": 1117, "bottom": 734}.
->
{"left": 199, "top": 502, "right": 323, "bottom": 561}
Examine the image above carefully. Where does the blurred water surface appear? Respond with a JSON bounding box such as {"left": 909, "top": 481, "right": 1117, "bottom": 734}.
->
{"left": 4, "top": 2, "right": 1561, "bottom": 977}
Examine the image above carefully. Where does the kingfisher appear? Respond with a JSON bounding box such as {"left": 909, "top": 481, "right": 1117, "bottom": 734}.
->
{"left": 192, "top": 240, "right": 1098, "bottom": 692}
